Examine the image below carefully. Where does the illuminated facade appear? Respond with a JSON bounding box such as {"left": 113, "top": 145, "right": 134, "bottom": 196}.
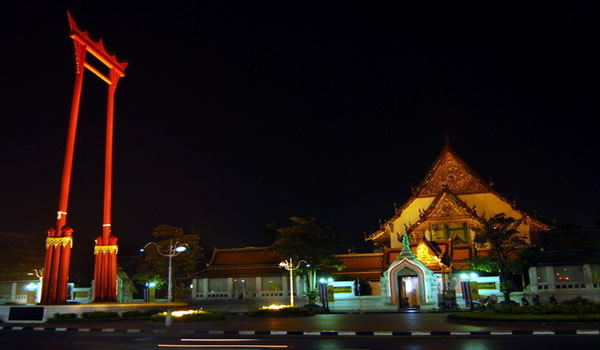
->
{"left": 366, "top": 141, "right": 549, "bottom": 308}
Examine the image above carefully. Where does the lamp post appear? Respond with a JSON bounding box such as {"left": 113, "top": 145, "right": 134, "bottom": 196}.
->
{"left": 142, "top": 239, "right": 188, "bottom": 303}
{"left": 279, "top": 258, "right": 307, "bottom": 307}
{"left": 27, "top": 268, "right": 44, "bottom": 304}
{"left": 460, "top": 272, "right": 479, "bottom": 310}
{"left": 319, "top": 277, "right": 333, "bottom": 313}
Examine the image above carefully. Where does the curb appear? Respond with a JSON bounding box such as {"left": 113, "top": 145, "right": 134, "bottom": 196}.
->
{"left": 1, "top": 326, "right": 599, "bottom": 336}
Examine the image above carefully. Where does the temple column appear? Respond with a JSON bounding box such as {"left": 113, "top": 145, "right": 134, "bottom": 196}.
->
{"left": 227, "top": 278, "right": 233, "bottom": 298}
{"left": 202, "top": 279, "right": 209, "bottom": 299}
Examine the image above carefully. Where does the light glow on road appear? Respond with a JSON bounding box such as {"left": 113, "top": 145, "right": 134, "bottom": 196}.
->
{"left": 181, "top": 339, "right": 259, "bottom": 342}
{"left": 158, "top": 345, "right": 287, "bottom": 348}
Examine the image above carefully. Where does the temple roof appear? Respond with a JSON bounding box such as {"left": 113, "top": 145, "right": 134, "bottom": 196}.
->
{"left": 196, "top": 247, "right": 284, "bottom": 277}
{"left": 207, "top": 247, "right": 281, "bottom": 266}
{"left": 404, "top": 187, "right": 483, "bottom": 234}
{"left": 413, "top": 142, "right": 491, "bottom": 197}
{"left": 329, "top": 253, "right": 386, "bottom": 280}
{"left": 366, "top": 142, "right": 550, "bottom": 242}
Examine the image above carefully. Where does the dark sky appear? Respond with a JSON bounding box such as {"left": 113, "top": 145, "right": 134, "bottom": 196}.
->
{"left": 1, "top": 3, "right": 599, "bottom": 259}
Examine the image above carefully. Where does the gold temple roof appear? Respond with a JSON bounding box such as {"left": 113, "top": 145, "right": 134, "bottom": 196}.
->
{"left": 366, "top": 142, "right": 550, "bottom": 242}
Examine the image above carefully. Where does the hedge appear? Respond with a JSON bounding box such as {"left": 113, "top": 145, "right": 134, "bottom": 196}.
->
{"left": 248, "top": 306, "right": 314, "bottom": 317}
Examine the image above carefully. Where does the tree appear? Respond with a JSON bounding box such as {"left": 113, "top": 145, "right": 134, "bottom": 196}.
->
{"left": 472, "top": 213, "right": 527, "bottom": 302}
{"left": 261, "top": 222, "right": 280, "bottom": 246}
{"left": 266, "top": 217, "right": 343, "bottom": 303}
{"left": 138, "top": 225, "right": 205, "bottom": 299}
{"left": 131, "top": 272, "right": 166, "bottom": 289}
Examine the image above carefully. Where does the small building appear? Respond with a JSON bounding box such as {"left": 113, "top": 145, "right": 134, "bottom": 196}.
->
{"left": 525, "top": 230, "right": 600, "bottom": 303}
{"left": 191, "top": 247, "right": 305, "bottom": 304}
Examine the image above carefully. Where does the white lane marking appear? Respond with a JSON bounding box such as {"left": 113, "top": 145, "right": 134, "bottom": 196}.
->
{"left": 450, "top": 332, "right": 470, "bottom": 336}
{"left": 102, "top": 328, "right": 115, "bottom": 332}
{"left": 208, "top": 330, "right": 224, "bottom": 335}
{"left": 239, "top": 330, "right": 255, "bottom": 335}
{"left": 412, "top": 331, "right": 430, "bottom": 336}
{"left": 577, "top": 330, "right": 600, "bottom": 335}
{"left": 158, "top": 345, "right": 288, "bottom": 348}
{"left": 271, "top": 331, "right": 287, "bottom": 335}
{"left": 127, "top": 329, "right": 141, "bottom": 333}
{"left": 533, "top": 331, "right": 554, "bottom": 335}
{"left": 56, "top": 328, "right": 67, "bottom": 331}
{"left": 304, "top": 331, "right": 321, "bottom": 336}
{"left": 338, "top": 331, "right": 357, "bottom": 336}
{"left": 374, "top": 331, "right": 392, "bottom": 336}
{"left": 181, "top": 339, "right": 259, "bottom": 342}
{"left": 79, "top": 328, "right": 91, "bottom": 332}
{"left": 490, "top": 331, "right": 512, "bottom": 335}
{"left": 33, "top": 327, "right": 45, "bottom": 331}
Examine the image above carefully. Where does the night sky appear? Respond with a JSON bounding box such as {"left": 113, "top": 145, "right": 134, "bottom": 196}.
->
{"left": 1, "top": 3, "right": 599, "bottom": 261}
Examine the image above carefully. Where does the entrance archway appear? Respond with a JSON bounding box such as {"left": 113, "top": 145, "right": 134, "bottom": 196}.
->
{"left": 397, "top": 267, "right": 420, "bottom": 308}
{"left": 387, "top": 259, "right": 428, "bottom": 307}
{"left": 382, "top": 234, "right": 439, "bottom": 310}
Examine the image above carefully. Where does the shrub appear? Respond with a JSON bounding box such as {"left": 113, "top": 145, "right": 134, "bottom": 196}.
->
{"left": 149, "top": 310, "right": 225, "bottom": 323}
{"left": 492, "top": 299, "right": 600, "bottom": 315}
{"left": 561, "top": 296, "right": 594, "bottom": 306}
{"left": 448, "top": 311, "right": 600, "bottom": 322}
{"left": 120, "top": 310, "right": 145, "bottom": 319}
{"left": 249, "top": 306, "right": 314, "bottom": 317}
{"left": 121, "top": 309, "right": 164, "bottom": 320}
{"left": 80, "top": 311, "right": 120, "bottom": 321}
{"left": 47, "top": 313, "right": 80, "bottom": 322}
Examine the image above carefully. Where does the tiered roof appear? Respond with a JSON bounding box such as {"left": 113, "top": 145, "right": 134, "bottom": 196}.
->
{"left": 367, "top": 142, "right": 549, "bottom": 243}
{"left": 403, "top": 187, "right": 484, "bottom": 234}
{"left": 200, "top": 247, "right": 283, "bottom": 277}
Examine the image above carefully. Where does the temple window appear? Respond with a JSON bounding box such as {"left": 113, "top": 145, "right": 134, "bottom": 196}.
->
{"left": 554, "top": 266, "right": 583, "bottom": 283}
{"left": 233, "top": 277, "right": 256, "bottom": 292}
{"left": 591, "top": 265, "right": 600, "bottom": 285}
{"left": 536, "top": 267, "right": 547, "bottom": 283}
{"left": 261, "top": 276, "right": 282, "bottom": 291}
{"left": 431, "top": 222, "right": 470, "bottom": 244}
{"left": 208, "top": 278, "right": 227, "bottom": 292}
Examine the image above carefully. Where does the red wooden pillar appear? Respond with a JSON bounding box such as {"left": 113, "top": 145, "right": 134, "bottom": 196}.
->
{"left": 41, "top": 39, "right": 85, "bottom": 304}
{"left": 94, "top": 237, "right": 118, "bottom": 302}
{"left": 57, "top": 227, "right": 74, "bottom": 302}
{"left": 93, "top": 67, "right": 121, "bottom": 302}
{"left": 41, "top": 228, "right": 57, "bottom": 303}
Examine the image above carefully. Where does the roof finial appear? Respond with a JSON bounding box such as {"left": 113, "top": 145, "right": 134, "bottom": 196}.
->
{"left": 443, "top": 133, "right": 451, "bottom": 149}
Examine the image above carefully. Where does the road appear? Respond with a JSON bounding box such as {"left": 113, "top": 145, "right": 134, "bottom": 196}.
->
{"left": 2, "top": 330, "right": 600, "bottom": 349}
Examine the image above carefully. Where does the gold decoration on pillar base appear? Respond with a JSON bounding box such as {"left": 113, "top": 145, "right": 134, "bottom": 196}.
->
{"left": 94, "top": 245, "right": 119, "bottom": 254}
{"left": 46, "top": 236, "right": 73, "bottom": 249}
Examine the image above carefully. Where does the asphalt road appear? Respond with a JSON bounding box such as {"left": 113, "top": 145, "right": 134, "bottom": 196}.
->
{"left": 6, "top": 313, "right": 600, "bottom": 332}
{"left": 2, "top": 331, "right": 600, "bottom": 349}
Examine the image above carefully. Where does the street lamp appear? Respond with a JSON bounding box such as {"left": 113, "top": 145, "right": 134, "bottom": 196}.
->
{"left": 319, "top": 277, "right": 333, "bottom": 313}
{"left": 459, "top": 272, "right": 479, "bottom": 310}
{"left": 142, "top": 239, "right": 188, "bottom": 303}
{"left": 27, "top": 268, "right": 43, "bottom": 304}
{"left": 279, "top": 258, "right": 307, "bottom": 307}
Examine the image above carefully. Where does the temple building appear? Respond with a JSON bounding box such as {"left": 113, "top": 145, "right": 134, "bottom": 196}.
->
{"left": 192, "top": 142, "right": 551, "bottom": 311}
{"left": 365, "top": 141, "right": 550, "bottom": 308}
